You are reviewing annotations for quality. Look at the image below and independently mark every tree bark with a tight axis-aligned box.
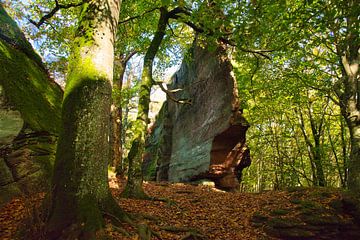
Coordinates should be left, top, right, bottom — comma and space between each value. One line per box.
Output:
121, 7, 169, 199
111, 60, 125, 173
335, 0, 360, 193
46, 0, 124, 239
111, 52, 136, 175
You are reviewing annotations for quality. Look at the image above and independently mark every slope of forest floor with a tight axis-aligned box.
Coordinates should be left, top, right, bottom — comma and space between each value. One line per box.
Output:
1, 176, 360, 240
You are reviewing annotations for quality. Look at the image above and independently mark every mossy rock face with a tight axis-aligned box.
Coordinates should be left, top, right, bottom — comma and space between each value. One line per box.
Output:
0, 6, 62, 206
0, 5, 62, 134
0, 85, 24, 145
143, 102, 172, 181
1, 132, 57, 200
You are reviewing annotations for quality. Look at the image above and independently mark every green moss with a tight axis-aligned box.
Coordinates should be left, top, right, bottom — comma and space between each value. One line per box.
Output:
0, 183, 22, 208
77, 195, 105, 233
0, 41, 62, 133
301, 214, 340, 226
270, 209, 290, 216
143, 155, 158, 181
65, 57, 107, 100
290, 198, 302, 204
0, 6, 62, 134
251, 212, 268, 223
298, 200, 319, 210
0, 5, 43, 66
309, 188, 333, 199
268, 217, 302, 228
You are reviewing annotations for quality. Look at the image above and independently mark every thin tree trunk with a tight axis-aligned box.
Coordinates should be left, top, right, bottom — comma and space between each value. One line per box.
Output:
46, 1, 125, 238
121, 7, 169, 199
297, 109, 318, 186
340, 117, 349, 186
111, 62, 125, 171
111, 51, 136, 175
328, 124, 345, 187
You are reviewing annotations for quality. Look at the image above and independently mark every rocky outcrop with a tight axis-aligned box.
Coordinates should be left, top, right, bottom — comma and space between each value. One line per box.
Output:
0, 5, 62, 207
144, 40, 251, 190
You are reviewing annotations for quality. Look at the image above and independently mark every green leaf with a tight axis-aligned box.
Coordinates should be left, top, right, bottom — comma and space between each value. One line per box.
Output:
161, 0, 170, 6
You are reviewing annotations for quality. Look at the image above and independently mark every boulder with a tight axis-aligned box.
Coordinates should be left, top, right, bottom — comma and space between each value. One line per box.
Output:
144, 40, 251, 190
0, 5, 62, 207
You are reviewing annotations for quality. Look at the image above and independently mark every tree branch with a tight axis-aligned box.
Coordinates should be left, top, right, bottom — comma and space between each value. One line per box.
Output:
154, 81, 192, 105
168, 7, 273, 59
29, 0, 84, 28
119, 7, 160, 24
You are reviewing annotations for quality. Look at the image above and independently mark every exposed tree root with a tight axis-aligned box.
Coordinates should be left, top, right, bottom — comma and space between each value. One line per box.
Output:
138, 224, 162, 240
103, 210, 162, 240
149, 196, 177, 206
181, 232, 207, 240
120, 186, 152, 200
112, 225, 131, 237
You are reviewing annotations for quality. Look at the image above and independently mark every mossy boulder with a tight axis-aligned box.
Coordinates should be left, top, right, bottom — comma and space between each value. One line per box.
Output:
0, 5, 62, 133
0, 5, 62, 207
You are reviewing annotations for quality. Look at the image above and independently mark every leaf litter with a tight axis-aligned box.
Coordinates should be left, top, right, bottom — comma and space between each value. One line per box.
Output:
1, 178, 359, 240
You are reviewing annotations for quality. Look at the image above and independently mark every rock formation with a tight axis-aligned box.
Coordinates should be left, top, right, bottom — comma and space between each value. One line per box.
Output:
144, 40, 251, 190
0, 5, 62, 207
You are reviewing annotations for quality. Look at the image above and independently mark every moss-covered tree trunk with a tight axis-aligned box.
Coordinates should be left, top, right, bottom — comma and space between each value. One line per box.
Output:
46, 0, 124, 239
335, 0, 360, 193
343, 44, 360, 192
121, 7, 169, 199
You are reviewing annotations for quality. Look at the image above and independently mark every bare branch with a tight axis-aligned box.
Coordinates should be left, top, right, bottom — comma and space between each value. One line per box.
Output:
119, 7, 160, 24
154, 81, 192, 105
29, 0, 84, 28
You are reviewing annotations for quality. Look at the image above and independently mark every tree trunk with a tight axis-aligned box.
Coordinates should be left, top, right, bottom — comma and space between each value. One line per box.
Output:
121, 7, 168, 199
297, 106, 326, 186
337, 0, 359, 192
46, 0, 124, 239
111, 61, 125, 173
111, 52, 136, 175
340, 117, 349, 186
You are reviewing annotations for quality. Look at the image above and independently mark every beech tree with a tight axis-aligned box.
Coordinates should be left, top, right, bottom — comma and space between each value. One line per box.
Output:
329, 0, 360, 192
46, 0, 126, 238
121, 5, 188, 199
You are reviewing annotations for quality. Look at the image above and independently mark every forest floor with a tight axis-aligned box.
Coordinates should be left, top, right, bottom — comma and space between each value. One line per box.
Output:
1, 176, 360, 240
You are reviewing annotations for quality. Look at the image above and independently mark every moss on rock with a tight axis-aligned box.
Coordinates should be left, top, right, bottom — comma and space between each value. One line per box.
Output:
0, 5, 62, 134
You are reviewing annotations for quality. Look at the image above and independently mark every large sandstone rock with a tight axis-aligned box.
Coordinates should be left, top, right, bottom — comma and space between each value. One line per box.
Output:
0, 5, 62, 207
145, 40, 251, 190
